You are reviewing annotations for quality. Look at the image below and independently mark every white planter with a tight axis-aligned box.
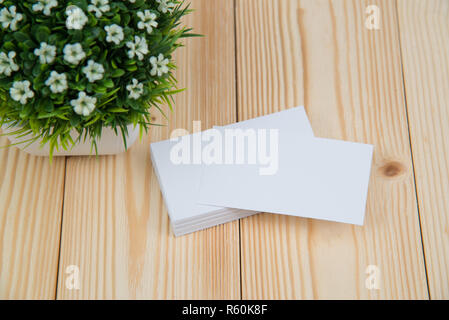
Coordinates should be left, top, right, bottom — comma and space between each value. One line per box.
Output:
2, 124, 140, 156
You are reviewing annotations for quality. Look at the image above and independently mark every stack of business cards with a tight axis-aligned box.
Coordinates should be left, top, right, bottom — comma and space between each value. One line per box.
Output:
150, 106, 374, 236
150, 107, 314, 236
150, 131, 255, 236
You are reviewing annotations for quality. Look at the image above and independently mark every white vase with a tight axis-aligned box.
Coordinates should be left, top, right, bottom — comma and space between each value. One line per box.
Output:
1, 124, 140, 156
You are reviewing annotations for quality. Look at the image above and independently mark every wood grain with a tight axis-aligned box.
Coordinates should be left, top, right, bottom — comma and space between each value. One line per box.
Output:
3, 0, 447, 300
397, 0, 449, 299
236, 0, 428, 299
0, 137, 65, 299
56, 0, 240, 299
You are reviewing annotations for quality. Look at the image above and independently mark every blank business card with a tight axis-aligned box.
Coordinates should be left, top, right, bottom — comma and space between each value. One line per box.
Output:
150, 106, 314, 233
198, 133, 374, 225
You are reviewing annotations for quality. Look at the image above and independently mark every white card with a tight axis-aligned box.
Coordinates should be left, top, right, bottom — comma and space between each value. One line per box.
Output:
198, 133, 374, 225
150, 106, 314, 225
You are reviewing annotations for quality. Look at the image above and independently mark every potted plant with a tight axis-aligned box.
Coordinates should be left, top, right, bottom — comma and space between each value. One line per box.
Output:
0, 0, 192, 157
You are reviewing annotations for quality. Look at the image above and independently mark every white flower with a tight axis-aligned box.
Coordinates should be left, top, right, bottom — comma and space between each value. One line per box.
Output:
137, 10, 158, 34
45, 71, 68, 93
82, 60, 104, 82
0, 51, 19, 76
126, 78, 144, 100
63, 43, 86, 65
71, 91, 97, 116
65, 5, 88, 30
128, 0, 136, 3
32, 0, 58, 16
156, 0, 175, 14
10, 80, 34, 105
0, 6, 23, 31
88, 0, 110, 18
126, 36, 148, 61
34, 42, 57, 65
149, 53, 169, 77
104, 24, 124, 45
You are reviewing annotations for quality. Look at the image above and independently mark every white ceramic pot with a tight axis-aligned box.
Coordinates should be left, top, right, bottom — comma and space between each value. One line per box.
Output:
1, 124, 140, 156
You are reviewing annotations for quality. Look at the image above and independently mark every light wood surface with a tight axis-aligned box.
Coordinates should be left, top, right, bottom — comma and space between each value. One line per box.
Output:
0, 137, 65, 299
236, 0, 428, 299
1, 0, 448, 300
56, 0, 240, 299
397, 0, 449, 299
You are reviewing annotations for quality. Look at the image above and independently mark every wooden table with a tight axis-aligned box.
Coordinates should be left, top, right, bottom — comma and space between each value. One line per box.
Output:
1, 0, 448, 299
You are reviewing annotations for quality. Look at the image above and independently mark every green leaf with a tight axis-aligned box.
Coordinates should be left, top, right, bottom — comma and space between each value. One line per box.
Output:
111, 69, 125, 78
70, 115, 81, 127
108, 108, 128, 113
37, 110, 61, 119
24, 60, 34, 70
93, 85, 107, 93
3, 41, 15, 51
115, 3, 128, 11
0, 78, 11, 89
44, 99, 54, 113
36, 26, 51, 43
124, 59, 137, 66
13, 32, 29, 42
72, 30, 83, 42
70, 82, 86, 91
103, 79, 114, 88
126, 65, 138, 72
112, 14, 121, 24
32, 64, 41, 77
84, 114, 102, 126
48, 33, 61, 44
89, 16, 98, 27
91, 46, 101, 57
24, 40, 36, 48
19, 103, 33, 118
41, 87, 51, 96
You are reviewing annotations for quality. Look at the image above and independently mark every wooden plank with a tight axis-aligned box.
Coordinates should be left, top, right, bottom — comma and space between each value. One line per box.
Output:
56, 0, 240, 299
397, 0, 449, 299
0, 138, 65, 299
236, 0, 428, 299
